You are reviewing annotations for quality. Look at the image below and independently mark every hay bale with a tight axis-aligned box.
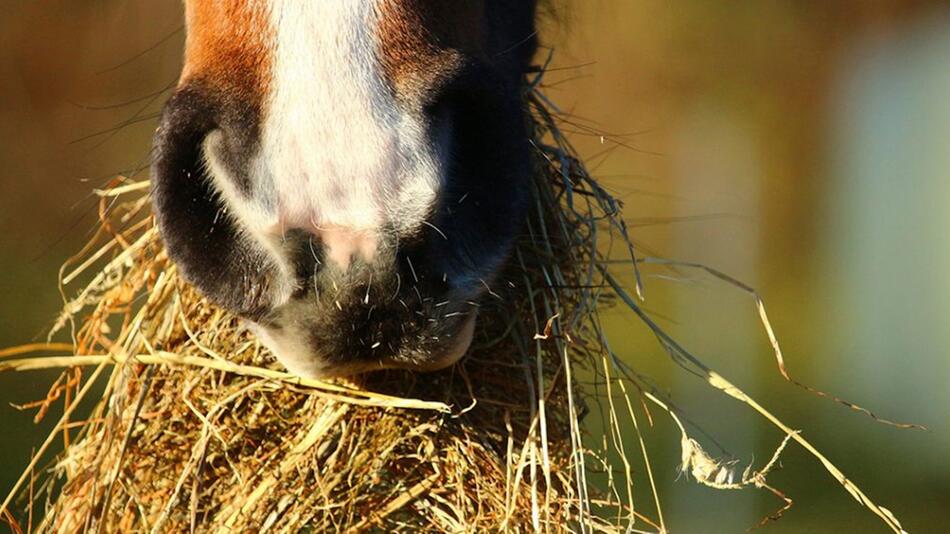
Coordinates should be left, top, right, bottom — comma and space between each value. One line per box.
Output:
2, 80, 654, 533
1, 72, 909, 534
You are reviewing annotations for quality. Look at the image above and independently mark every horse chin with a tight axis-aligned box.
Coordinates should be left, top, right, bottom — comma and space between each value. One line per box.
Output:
399, 312, 477, 373
247, 312, 477, 380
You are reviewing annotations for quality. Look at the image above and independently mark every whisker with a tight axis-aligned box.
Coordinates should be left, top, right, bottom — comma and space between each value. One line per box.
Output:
421, 221, 448, 240
405, 257, 419, 283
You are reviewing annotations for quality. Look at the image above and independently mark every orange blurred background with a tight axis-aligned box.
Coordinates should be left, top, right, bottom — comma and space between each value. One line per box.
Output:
2, 2, 948, 531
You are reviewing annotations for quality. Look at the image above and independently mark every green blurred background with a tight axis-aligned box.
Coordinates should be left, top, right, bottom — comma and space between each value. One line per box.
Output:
1, 1, 947, 531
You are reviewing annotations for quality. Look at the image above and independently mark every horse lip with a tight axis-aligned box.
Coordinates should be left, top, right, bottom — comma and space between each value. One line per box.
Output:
247, 310, 478, 379
407, 311, 477, 373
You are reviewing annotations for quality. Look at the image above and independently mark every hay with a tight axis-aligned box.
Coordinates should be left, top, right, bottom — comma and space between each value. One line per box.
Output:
0, 66, 911, 533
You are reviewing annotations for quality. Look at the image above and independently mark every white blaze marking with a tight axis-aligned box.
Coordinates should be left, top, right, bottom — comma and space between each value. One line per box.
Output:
203, 0, 442, 287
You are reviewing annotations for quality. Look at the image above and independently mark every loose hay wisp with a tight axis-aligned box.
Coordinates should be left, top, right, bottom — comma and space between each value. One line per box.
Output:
0, 67, 912, 533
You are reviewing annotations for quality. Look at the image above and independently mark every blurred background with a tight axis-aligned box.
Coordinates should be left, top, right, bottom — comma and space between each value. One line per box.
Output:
1, 1, 947, 531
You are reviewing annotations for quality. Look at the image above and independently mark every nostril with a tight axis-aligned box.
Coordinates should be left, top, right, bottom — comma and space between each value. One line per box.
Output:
151, 83, 280, 319
276, 229, 324, 297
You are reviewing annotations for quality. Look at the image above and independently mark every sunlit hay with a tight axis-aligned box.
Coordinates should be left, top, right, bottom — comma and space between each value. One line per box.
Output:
0, 63, 913, 534
0, 79, 641, 532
